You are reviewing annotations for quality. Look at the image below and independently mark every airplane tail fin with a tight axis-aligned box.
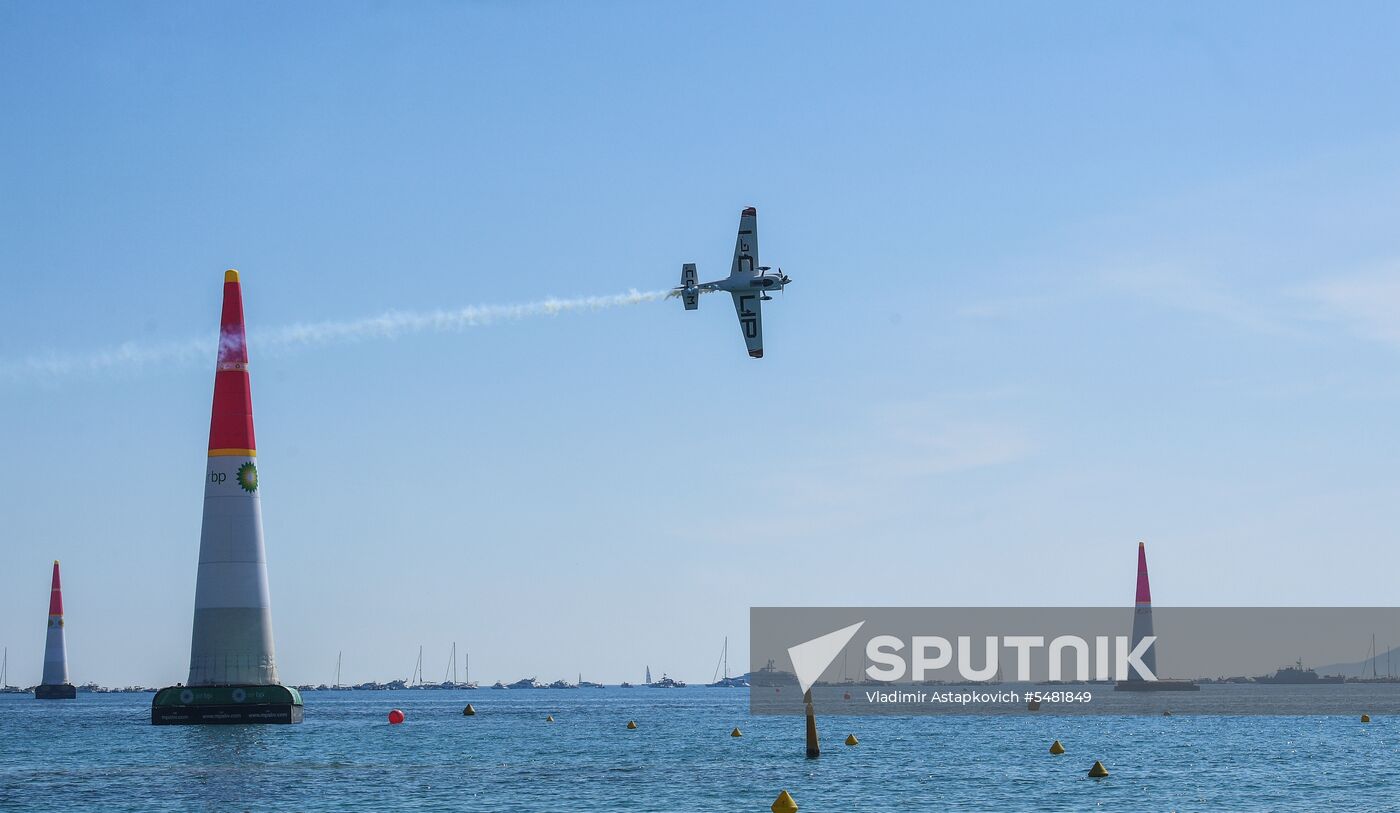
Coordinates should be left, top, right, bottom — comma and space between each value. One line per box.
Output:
679, 263, 699, 310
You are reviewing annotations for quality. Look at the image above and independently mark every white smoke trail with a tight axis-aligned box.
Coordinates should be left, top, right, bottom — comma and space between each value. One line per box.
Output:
2, 289, 675, 382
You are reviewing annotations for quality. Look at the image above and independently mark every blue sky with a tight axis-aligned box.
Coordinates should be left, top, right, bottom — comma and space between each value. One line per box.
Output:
3, 2, 1400, 687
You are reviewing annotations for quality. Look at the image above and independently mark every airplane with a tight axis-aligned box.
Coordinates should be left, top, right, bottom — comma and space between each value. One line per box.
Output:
673, 206, 790, 358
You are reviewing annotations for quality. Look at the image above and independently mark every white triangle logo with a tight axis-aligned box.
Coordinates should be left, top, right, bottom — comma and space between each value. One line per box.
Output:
787, 621, 865, 694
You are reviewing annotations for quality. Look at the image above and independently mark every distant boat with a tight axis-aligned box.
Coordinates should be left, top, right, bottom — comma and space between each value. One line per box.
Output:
649, 673, 686, 688
708, 637, 749, 687
619, 681, 635, 688
548, 679, 577, 689
1115, 676, 1200, 692
491, 681, 507, 689
445, 643, 458, 687
461, 652, 478, 689
507, 677, 544, 690
0, 648, 25, 693
1344, 634, 1400, 683
749, 658, 798, 687
330, 651, 351, 690
1254, 659, 1345, 684
578, 673, 605, 689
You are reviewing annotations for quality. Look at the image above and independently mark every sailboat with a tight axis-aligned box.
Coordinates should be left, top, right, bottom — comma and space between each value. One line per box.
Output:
707, 637, 748, 687
1352, 635, 1400, 683
1, 648, 10, 693
578, 672, 605, 689
407, 645, 425, 688
443, 642, 458, 688
0, 648, 25, 694
462, 651, 478, 689
331, 650, 350, 690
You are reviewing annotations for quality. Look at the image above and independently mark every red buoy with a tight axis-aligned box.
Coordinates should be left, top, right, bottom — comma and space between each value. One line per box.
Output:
388, 709, 405, 724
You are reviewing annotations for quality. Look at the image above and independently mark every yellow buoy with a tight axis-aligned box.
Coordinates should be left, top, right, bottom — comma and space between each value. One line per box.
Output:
845, 733, 859, 746
463, 704, 476, 716
771, 789, 799, 813
1088, 760, 1109, 778
626, 720, 638, 730
731, 727, 743, 737
545, 714, 554, 722
1049, 740, 1065, 755
1362, 714, 1371, 723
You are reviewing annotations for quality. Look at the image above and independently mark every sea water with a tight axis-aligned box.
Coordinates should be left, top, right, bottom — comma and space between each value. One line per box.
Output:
1, 689, 1396, 812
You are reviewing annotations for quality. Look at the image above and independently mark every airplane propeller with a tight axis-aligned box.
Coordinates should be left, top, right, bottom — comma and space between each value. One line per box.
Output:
756, 264, 791, 296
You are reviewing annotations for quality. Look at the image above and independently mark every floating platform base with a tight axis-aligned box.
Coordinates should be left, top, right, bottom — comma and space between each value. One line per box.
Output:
1114, 679, 1201, 692
34, 683, 77, 700
151, 684, 303, 725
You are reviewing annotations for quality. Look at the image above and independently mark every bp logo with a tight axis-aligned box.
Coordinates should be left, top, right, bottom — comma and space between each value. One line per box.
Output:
236, 462, 258, 493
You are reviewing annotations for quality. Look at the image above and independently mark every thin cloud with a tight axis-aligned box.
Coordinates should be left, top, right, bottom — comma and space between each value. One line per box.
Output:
1294, 264, 1400, 348
1100, 265, 1296, 337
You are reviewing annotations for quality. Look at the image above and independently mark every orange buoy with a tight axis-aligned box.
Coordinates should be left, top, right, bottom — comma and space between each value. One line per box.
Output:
387, 709, 405, 724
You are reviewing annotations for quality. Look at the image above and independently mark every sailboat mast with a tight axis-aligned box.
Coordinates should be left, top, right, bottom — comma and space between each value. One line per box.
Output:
335, 651, 342, 689
724, 636, 729, 680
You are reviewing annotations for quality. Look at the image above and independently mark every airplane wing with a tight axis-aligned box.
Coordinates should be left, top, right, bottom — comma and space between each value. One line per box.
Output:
729, 207, 759, 279
731, 291, 764, 358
